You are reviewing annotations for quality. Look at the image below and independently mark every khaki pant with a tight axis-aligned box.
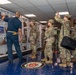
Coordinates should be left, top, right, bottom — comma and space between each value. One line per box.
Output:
44, 38, 54, 60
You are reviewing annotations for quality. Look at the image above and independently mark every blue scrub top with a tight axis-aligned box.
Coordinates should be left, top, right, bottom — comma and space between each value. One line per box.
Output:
4, 17, 22, 32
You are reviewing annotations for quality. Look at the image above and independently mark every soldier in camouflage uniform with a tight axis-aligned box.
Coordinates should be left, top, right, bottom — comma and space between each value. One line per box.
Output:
29, 20, 38, 59
41, 19, 55, 64
55, 12, 72, 67
71, 19, 76, 58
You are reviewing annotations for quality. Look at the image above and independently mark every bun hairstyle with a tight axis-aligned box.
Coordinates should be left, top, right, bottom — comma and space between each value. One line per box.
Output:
31, 19, 36, 25
48, 19, 54, 25
65, 14, 71, 20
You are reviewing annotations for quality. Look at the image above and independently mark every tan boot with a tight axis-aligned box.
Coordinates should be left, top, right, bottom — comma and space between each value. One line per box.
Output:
59, 63, 67, 67
31, 55, 36, 59
45, 60, 53, 64
31, 52, 37, 59
29, 52, 36, 59
41, 58, 47, 62
59, 58, 67, 67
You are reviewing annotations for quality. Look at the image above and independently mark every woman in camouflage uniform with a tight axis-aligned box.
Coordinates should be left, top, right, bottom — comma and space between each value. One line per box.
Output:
29, 20, 38, 59
41, 19, 55, 64
55, 12, 72, 67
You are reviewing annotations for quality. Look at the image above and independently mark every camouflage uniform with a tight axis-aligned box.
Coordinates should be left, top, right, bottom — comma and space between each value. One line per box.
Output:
29, 24, 38, 58
55, 15, 71, 65
42, 19, 55, 64
71, 25, 76, 57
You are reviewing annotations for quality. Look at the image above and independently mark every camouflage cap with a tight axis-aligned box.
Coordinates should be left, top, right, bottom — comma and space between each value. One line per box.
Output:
65, 14, 71, 18
48, 19, 54, 23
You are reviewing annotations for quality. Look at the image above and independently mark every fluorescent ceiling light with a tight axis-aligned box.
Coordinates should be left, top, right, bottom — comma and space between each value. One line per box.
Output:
59, 11, 69, 15
40, 21, 47, 23
0, 0, 11, 4
25, 14, 36, 17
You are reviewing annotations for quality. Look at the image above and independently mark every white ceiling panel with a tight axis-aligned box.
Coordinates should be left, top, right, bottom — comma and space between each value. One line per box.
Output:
9, 0, 34, 7
28, 0, 48, 6
46, 12, 55, 18
52, 4, 68, 12
47, 0, 65, 4
25, 6, 42, 14
66, 0, 76, 3
25, 7, 37, 12
37, 5, 55, 13
68, 3, 76, 12
25, 6, 49, 17
0, 5, 31, 14
35, 12, 49, 19
0, 4, 19, 9
11, 8, 30, 14
37, 14, 49, 20
25, 7, 49, 19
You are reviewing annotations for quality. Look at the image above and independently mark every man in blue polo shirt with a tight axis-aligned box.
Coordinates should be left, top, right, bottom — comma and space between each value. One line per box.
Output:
1, 12, 26, 63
